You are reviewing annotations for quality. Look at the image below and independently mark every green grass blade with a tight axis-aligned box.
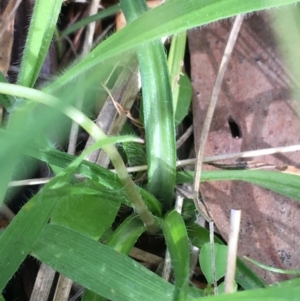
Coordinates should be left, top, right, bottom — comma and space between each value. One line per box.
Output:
175, 74, 192, 127
168, 31, 190, 125
32, 224, 176, 301
17, 0, 62, 87
160, 211, 190, 301
44, 0, 298, 95
0, 188, 60, 290
244, 256, 300, 275
120, 0, 176, 207
61, 4, 121, 37
176, 170, 300, 202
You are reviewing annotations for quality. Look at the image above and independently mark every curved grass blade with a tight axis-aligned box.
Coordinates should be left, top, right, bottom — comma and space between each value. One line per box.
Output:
160, 211, 190, 301
44, 0, 298, 95
244, 256, 300, 275
120, 0, 176, 207
176, 170, 300, 202
32, 224, 176, 301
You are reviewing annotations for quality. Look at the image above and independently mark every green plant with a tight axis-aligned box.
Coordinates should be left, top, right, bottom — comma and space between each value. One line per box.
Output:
0, 0, 300, 301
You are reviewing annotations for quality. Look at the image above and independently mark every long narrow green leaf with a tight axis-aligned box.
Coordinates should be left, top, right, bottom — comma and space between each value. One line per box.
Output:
176, 170, 300, 202
120, 0, 176, 207
61, 4, 121, 37
44, 0, 299, 95
32, 224, 176, 301
160, 211, 190, 301
18, 0, 62, 87
168, 30, 188, 122
0, 188, 60, 291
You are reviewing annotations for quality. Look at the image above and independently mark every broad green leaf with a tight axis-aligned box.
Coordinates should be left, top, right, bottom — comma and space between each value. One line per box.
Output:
18, 0, 62, 87
187, 223, 266, 289
176, 170, 300, 202
160, 211, 190, 301
200, 243, 227, 284
32, 224, 176, 301
120, 0, 176, 207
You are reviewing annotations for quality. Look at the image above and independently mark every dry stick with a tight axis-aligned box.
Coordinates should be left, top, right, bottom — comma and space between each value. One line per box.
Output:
176, 124, 193, 149
67, 0, 101, 155
209, 221, 218, 295
30, 264, 56, 301
192, 15, 245, 222
224, 210, 241, 293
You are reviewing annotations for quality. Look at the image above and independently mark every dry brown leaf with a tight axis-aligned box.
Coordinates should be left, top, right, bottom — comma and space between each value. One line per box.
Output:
189, 13, 300, 284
